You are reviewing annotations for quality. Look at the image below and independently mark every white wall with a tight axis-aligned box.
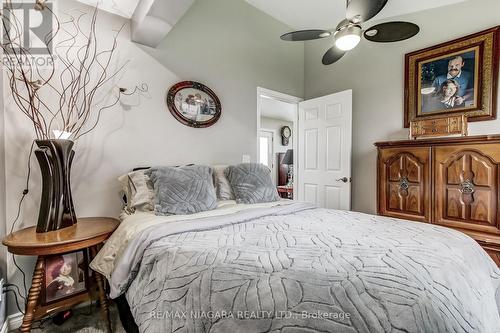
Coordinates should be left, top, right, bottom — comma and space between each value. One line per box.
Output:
260, 116, 293, 154
260, 116, 293, 184
2, 0, 304, 314
304, 0, 500, 214
0, 62, 6, 326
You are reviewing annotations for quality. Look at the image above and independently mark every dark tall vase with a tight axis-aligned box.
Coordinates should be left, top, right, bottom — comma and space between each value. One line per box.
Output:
34, 139, 77, 233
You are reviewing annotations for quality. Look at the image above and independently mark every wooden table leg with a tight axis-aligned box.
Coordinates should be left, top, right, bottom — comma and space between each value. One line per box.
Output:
20, 256, 44, 333
90, 246, 112, 333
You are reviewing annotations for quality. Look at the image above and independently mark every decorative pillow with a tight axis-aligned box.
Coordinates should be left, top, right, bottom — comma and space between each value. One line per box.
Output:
212, 165, 235, 200
145, 165, 217, 215
224, 163, 279, 204
118, 170, 154, 213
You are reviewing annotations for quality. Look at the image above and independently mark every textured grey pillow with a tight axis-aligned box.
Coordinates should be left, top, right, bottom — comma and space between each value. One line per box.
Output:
145, 165, 217, 215
224, 163, 279, 204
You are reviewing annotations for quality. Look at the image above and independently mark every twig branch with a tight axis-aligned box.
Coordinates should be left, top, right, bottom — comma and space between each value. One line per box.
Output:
0, 1, 148, 141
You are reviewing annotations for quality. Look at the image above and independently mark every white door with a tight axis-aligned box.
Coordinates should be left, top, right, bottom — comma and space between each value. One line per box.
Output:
297, 90, 352, 210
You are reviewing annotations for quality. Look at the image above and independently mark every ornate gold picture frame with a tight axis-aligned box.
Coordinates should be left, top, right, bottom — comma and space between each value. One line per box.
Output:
404, 26, 499, 127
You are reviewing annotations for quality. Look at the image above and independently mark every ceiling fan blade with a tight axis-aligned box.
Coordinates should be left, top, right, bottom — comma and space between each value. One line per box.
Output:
322, 46, 346, 65
364, 21, 420, 42
280, 29, 331, 41
346, 0, 388, 23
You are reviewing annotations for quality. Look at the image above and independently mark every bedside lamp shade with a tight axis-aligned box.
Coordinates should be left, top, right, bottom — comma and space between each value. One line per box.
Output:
282, 149, 293, 165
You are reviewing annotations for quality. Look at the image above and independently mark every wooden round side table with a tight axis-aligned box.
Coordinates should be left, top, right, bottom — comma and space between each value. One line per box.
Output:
2, 217, 119, 333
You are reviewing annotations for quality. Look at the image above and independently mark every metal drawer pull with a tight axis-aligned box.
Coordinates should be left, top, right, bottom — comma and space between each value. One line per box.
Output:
460, 179, 475, 194
399, 177, 409, 191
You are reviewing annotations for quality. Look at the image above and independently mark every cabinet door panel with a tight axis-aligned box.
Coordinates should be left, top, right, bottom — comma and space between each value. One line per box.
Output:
407, 185, 423, 214
435, 145, 500, 235
446, 188, 465, 219
470, 190, 493, 223
378, 148, 431, 222
388, 183, 402, 210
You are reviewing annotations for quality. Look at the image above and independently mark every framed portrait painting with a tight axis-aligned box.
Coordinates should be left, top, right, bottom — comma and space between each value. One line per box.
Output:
404, 26, 499, 127
42, 250, 89, 305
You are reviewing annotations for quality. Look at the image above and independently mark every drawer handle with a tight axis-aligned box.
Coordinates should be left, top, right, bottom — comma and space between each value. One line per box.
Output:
460, 179, 475, 194
399, 177, 409, 191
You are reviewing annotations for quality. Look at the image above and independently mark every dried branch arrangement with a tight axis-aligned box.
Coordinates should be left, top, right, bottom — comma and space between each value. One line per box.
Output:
0, 0, 147, 140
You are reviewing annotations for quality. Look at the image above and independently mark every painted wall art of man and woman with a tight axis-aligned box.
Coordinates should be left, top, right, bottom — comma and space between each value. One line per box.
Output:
420, 50, 477, 114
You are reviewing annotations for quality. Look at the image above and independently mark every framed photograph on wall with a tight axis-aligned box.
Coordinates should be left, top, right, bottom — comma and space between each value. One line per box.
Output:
166, 81, 222, 128
42, 250, 89, 305
404, 26, 499, 127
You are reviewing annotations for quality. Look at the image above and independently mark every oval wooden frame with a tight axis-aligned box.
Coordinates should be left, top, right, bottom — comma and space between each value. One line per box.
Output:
166, 81, 222, 128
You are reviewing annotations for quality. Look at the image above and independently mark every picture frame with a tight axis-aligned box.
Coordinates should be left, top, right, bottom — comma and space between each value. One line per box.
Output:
166, 81, 222, 128
42, 250, 89, 305
404, 26, 500, 127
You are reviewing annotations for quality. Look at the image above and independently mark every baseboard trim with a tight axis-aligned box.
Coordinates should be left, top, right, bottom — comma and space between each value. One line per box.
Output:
6, 311, 23, 331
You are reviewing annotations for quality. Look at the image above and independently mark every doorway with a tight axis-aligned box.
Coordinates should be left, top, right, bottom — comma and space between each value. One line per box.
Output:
257, 88, 352, 209
257, 87, 301, 199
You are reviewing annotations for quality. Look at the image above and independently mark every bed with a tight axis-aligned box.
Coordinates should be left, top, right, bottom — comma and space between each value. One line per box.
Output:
90, 199, 500, 333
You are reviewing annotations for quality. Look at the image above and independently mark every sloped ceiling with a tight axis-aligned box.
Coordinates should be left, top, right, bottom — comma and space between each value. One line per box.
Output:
78, 0, 141, 18
78, 0, 195, 47
246, 0, 469, 30
77, 0, 195, 23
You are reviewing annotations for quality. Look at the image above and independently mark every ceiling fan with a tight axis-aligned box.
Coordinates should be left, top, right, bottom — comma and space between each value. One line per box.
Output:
280, 0, 420, 65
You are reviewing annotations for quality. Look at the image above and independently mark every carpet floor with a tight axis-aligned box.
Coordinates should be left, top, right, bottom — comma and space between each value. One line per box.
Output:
10, 302, 126, 333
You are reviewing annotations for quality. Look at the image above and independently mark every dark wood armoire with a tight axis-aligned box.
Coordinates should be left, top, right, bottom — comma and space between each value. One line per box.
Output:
375, 135, 500, 265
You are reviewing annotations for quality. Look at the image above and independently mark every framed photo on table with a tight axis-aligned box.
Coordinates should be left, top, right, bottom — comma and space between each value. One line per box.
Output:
404, 26, 499, 127
42, 250, 89, 305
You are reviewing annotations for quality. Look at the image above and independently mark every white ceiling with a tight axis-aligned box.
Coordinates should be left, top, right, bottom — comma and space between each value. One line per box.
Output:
78, 0, 196, 47
260, 97, 296, 122
78, 0, 141, 18
246, 0, 469, 30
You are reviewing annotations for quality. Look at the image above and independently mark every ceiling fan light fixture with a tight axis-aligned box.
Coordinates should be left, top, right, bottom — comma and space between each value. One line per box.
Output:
334, 25, 362, 51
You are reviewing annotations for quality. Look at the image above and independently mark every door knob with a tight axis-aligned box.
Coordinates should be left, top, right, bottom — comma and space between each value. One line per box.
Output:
336, 177, 349, 183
